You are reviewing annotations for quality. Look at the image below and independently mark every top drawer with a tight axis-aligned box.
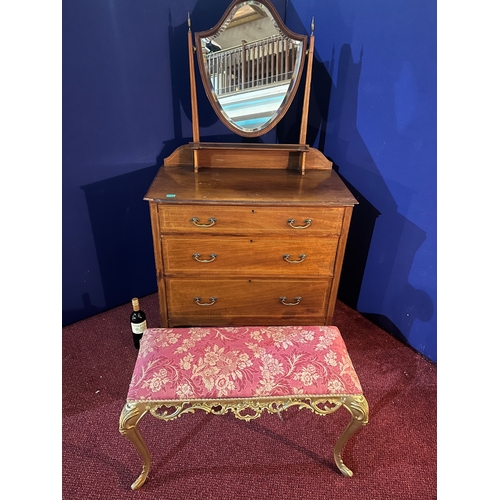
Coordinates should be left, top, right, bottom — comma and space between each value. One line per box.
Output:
158, 205, 344, 235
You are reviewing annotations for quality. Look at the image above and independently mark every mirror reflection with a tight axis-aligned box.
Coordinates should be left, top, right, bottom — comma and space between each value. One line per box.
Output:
196, 0, 305, 135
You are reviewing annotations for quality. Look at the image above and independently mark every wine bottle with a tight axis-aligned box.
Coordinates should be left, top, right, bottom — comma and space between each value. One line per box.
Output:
130, 297, 147, 349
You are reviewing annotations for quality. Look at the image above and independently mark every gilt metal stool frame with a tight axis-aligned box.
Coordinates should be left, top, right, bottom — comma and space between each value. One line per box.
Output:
120, 393, 369, 490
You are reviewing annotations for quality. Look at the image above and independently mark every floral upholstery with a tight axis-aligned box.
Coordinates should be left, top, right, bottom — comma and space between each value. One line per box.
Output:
127, 326, 363, 402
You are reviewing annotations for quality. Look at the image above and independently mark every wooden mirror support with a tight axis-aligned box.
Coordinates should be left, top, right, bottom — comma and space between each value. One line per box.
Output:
187, 0, 315, 174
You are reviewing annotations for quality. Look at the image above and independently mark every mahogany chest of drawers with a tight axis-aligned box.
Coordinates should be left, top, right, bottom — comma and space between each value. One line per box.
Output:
144, 144, 357, 328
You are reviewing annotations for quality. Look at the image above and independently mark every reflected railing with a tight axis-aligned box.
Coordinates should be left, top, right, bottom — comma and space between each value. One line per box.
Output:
206, 33, 300, 96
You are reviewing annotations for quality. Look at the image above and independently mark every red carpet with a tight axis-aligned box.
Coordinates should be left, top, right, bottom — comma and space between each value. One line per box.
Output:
62, 294, 436, 499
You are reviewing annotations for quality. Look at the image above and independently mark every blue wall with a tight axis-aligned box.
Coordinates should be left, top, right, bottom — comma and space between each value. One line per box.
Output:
63, 0, 436, 362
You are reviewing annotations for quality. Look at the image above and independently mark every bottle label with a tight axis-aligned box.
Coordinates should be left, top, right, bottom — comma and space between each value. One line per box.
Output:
131, 320, 147, 334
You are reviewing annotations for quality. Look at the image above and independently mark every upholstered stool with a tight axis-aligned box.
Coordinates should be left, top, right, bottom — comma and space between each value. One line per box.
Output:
119, 325, 369, 490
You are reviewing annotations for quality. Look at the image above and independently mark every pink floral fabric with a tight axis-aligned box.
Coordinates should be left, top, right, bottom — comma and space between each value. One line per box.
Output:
127, 326, 363, 402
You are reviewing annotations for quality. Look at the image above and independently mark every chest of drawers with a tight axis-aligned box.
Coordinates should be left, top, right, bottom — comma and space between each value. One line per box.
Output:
144, 145, 357, 328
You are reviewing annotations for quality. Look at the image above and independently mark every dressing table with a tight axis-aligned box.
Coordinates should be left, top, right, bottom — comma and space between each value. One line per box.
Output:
144, 0, 357, 328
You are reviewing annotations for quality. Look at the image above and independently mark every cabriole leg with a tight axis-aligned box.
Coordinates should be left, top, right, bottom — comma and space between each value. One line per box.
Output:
119, 402, 150, 490
333, 395, 369, 477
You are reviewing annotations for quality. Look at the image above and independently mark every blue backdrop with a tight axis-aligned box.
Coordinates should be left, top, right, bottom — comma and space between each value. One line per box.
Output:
63, 0, 437, 362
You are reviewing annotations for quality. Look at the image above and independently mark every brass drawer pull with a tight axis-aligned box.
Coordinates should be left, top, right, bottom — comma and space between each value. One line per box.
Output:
191, 217, 217, 228
287, 218, 312, 229
283, 254, 307, 264
194, 297, 218, 306
279, 296, 302, 306
192, 253, 218, 263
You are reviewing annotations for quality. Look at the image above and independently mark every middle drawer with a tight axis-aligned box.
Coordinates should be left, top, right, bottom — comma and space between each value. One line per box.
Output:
161, 236, 338, 276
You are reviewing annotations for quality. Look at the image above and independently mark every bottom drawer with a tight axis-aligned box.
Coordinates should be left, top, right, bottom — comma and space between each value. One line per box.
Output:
166, 278, 331, 326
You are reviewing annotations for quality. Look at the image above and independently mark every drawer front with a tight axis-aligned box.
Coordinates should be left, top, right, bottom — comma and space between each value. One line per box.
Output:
162, 236, 337, 275
158, 205, 344, 235
166, 278, 330, 326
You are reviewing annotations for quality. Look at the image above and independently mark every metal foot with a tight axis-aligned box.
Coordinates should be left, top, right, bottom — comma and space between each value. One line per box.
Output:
119, 402, 150, 490
333, 395, 369, 477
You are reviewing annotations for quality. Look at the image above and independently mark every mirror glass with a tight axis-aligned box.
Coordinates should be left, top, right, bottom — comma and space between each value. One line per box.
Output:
195, 0, 307, 137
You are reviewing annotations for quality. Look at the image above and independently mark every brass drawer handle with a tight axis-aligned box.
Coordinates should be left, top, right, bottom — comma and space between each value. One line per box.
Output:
279, 296, 302, 306
192, 253, 218, 263
194, 296, 218, 306
287, 218, 312, 229
191, 217, 217, 228
283, 254, 307, 264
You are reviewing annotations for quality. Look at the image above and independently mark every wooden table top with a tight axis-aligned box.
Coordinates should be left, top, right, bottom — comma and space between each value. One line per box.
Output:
145, 166, 358, 206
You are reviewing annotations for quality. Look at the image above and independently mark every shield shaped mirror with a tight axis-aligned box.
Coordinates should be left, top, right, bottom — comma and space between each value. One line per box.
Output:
194, 0, 307, 137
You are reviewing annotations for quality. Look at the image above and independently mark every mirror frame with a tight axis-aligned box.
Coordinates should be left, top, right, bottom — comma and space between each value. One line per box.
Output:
194, 0, 308, 137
